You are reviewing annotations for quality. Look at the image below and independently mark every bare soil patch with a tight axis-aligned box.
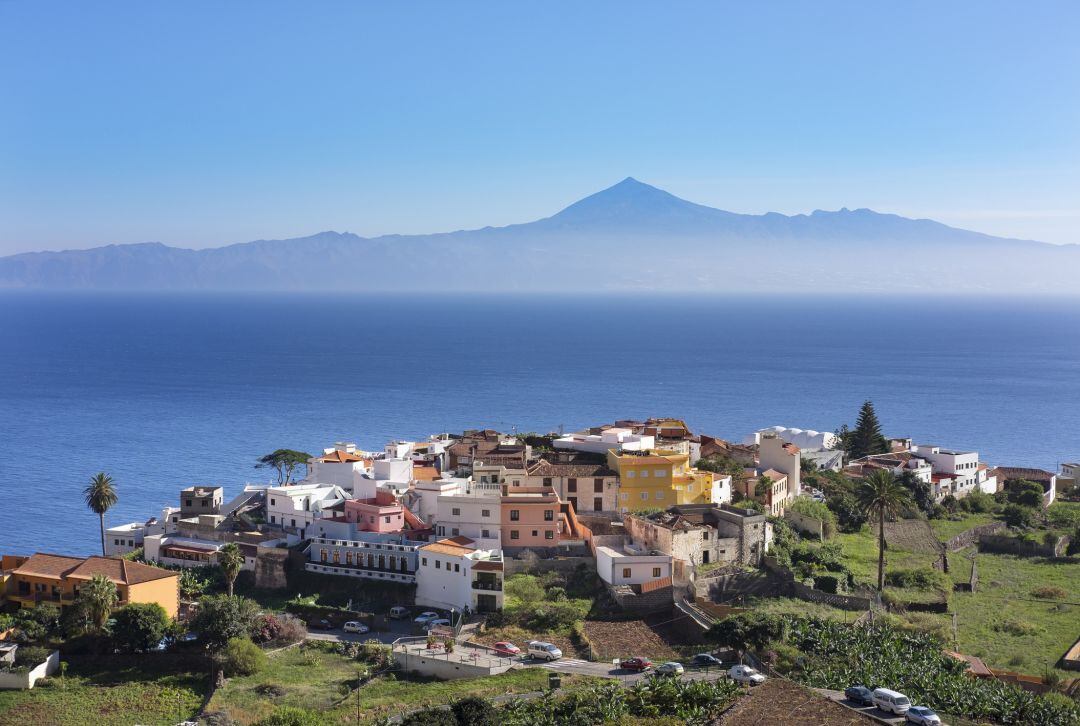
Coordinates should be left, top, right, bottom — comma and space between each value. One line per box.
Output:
581, 618, 682, 661
884, 519, 941, 554
714, 678, 875, 725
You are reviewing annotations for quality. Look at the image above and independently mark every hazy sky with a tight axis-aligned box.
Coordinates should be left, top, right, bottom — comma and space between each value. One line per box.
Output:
2, 2, 1078, 255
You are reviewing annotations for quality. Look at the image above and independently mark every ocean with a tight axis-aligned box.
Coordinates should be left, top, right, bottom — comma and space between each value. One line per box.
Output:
1, 291, 1078, 555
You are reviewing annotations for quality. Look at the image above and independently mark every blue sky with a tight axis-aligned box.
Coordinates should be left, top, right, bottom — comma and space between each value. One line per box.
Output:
1, 2, 1078, 254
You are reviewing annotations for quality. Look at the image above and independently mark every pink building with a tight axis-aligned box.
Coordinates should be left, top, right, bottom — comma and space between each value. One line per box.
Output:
500, 487, 562, 549
344, 490, 407, 533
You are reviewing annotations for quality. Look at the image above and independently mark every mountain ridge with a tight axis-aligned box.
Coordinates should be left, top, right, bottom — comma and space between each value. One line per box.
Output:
1, 178, 1074, 293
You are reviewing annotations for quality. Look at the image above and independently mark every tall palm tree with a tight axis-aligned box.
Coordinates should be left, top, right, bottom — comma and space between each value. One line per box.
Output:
218, 542, 245, 597
84, 473, 118, 556
78, 574, 119, 631
854, 469, 916, 592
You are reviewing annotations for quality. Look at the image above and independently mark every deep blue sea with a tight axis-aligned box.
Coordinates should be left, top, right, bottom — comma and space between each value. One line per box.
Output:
2, 292, 1079, 556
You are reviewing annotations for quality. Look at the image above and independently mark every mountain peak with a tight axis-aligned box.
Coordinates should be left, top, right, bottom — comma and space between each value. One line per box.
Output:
539, 177, 733, 230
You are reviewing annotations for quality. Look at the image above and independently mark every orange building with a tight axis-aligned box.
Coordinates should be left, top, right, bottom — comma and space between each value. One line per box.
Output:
2, 553, 180, 619
500, 487, 561, 549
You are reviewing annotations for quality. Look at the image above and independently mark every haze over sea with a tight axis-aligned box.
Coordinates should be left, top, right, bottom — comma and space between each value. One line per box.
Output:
1, 291, 1078, 555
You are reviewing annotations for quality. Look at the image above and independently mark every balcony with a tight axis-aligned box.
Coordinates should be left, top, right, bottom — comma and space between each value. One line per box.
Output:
471, 578, 502, 591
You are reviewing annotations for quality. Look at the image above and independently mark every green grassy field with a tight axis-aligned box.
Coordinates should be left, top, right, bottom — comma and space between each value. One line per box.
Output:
833, 530, 939, 586
206, 643, 598, 724
928, 513, 996, 541
0, 656, 206, 726
745, 596, 865, 623
951, 553, 1078, 678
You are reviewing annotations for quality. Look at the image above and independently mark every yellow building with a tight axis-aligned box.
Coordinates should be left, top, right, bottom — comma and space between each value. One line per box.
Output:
1, 553, 180, 619
607, 449, 716, 511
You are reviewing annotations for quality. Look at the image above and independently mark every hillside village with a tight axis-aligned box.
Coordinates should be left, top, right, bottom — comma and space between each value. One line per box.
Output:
2, 409, 1079, 725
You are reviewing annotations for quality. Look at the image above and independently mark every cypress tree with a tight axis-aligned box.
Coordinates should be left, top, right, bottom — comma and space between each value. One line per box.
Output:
849, 400, 888, 459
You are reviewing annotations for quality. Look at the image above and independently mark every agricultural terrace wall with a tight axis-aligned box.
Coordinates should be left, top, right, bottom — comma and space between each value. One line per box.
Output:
944, 521, 1005, 551
784, 510, 824, 541
979, 534, 1070, 558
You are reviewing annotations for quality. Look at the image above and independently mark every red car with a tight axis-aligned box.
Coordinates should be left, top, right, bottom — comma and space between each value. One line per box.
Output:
621, 657, 653, 672
492, 641, 521, 657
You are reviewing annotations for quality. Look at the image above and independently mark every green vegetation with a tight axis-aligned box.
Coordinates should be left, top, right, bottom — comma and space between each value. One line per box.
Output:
835, 400, 889, 460
780, 616, 1079, 725
191, 594, 261, 650
110, 602, 172, 653
787, 497, 836, 538
84, 472, 118, 557
854, 470, 916, 591
256, 448, 313, 486
486, 569, 599, 637
219, 542, 246, 597
950, 553, 1077, 678
0, 656, 206, 726
222, 637, 268, 676
207, 643, 597, 724
927, 512, 995, 541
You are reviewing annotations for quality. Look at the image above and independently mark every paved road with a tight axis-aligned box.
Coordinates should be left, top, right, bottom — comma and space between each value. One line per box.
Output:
520, 657, 731, 684
816, 689, 910, 725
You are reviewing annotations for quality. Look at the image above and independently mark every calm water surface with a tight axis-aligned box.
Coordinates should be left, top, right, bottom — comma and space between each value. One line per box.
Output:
1, 292, 1078, 554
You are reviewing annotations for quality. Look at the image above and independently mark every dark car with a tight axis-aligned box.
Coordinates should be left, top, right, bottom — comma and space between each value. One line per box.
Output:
311, 618, 334, 630
692, 653, 723, 668
845, 685, 874, 706
621, 657, 653, 672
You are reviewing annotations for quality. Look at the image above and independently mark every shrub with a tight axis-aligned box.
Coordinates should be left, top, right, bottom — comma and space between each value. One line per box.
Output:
13, 603, 62, 642
1001, 504, 1039, 529
1005, 479, 1046, 508
1046, 502, 1080, 530
827, 493, 867, 533
400, 707, 457, 726
885, 568, 946, 590
191, 594, 260, 650
221, 637, 267, 676
813, 573, 846, 594
504, 575, 545, 604
110, 602, 171, 653
252, 707, 327, 726
994, 619, 1042, 636
960, 490, 996, 513
789, 497, 837, 539
451, 696, 500, 726
251, 613, 306, 644
8, 645, 51, 672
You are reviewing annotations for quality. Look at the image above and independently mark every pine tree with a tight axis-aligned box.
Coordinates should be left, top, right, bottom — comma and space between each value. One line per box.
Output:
849, 400, 888, 459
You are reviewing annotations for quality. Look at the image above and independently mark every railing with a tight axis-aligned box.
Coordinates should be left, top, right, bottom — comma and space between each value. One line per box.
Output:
471, 579, 502, 591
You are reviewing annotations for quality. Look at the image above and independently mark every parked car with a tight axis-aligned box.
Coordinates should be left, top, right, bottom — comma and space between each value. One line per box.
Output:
728, 665, 766, 685
343, 621, 369, 634
526, 641, 562, 661
872, 688, 911, 715
310, 618, 334, 630
692, 653, 722, 668
655, 661, 684, 676
388, 606, 410, 620
905, 706, 942, 724
621, 657, 653, 672
413, 611, 440, 624
425, 618, 451, 631
492, 641, 521, 657
844, 685, 874, 706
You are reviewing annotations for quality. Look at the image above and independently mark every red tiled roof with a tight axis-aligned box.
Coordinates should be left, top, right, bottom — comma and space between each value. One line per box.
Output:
67, 556, 178, 585
11, 553, 84, 580
316, 450, 364, 463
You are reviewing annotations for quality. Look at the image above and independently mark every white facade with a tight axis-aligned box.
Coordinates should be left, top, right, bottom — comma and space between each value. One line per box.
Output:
374, 458, 413, 482
266, 483, 349, 538
914, 445, 987, 499
595, 542, 672, 586
554, 428, 655, 455
408, 477, 469, 525
306, 532, 421, 585
105, 506, 177, 556
435, 485, 501, 548
711, 474, 733, 505
745, 426, 837, 451
758, 432, 801, 498
415, 538, 505, 613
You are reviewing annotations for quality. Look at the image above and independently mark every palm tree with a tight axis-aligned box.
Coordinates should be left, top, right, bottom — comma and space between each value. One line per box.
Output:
854, 469, 915, 592
218, 542, 245, 597
84, 472, 118, 556
78, 573, 119, 631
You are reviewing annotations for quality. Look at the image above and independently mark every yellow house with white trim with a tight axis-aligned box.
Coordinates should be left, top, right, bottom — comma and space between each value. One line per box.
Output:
607, 449, 716, 512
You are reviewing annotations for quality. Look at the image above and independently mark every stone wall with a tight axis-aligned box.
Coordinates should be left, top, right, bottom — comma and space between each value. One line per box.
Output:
979, 533, 1070, 558
503, 554, 594, 576
784, 510, 825, 541
944, 521, 1005, 551
254, 547, 290, 589
607, 583, 674, 614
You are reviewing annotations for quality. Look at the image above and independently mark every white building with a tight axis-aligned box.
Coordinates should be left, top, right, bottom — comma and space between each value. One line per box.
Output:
594, 539, 673, 587
143, 534, 259, 571
711, 474, 733, 505
415, 536, 504, 613
407, 477, 469, 526
104, 506, 179, 556
913, 445, 991, 498
305, 529, 422, 585
555, 428, 655, 456
758, 432, 802, 499
435, 482, 501, 548
266, 483, 349, 539
306, 444, 374, 497
745, 426, 838, 451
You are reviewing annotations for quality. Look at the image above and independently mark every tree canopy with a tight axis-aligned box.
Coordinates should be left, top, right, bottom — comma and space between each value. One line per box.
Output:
77, 573, 119, 631
191, 594, 260, 650
256, 449, 313, 485
854, 470, 915, 591
839, 400, 889, 460
84, 472, 118, 556
111, 602, 171, 652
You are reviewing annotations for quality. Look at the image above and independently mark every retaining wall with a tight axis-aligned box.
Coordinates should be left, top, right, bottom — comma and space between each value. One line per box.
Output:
944, 521, 1005, 551
0, 650, 59, 690
979, 533, 1070, 558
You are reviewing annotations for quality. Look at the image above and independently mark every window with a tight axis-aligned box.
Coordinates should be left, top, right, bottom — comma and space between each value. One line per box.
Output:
270, 515, 276, 523
510, 530, 520, 540
333, 551, 340, 564
481, 529, 490, 538
640, 492, 648, 500
510, 510, 520, 521
451, 528, 459, 536
185, 499, 192, 507
621, 493, 628, 501
454, 563, 460, 572
481, 509, 490, 517
702, 531, 709, 541
452, 508, 461, 516
656, 491, 664, 500
346, 552, 353, 565
384, 516, 391, 523
545, 530, 554, 540
640, 470, 649, 478
594, 478, 604, 492
532, 530, 538, 537
320, 549, 327, 562
270, 498, 275, 506
543, 477, 552, 486
567, 478, 577, 492
435, 560, 441, 569
422, 557, 427, 566
291, 518, 296, 527
544, 509, 554, 521
655, 469, 665, 478
622, 568, 631, 578
652, 567, 661, 578
626, 470, 635, 478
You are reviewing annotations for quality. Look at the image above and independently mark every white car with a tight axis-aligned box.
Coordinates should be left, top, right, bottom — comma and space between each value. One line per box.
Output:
728, 664, 766, 685
905, 706, 942, 724
873, 688, 911, 715
527, 641, 562, 661
425, 618, 452, 631
655, 661, 684, 676
343, 621, 369, 634
413, 611, 440, 624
